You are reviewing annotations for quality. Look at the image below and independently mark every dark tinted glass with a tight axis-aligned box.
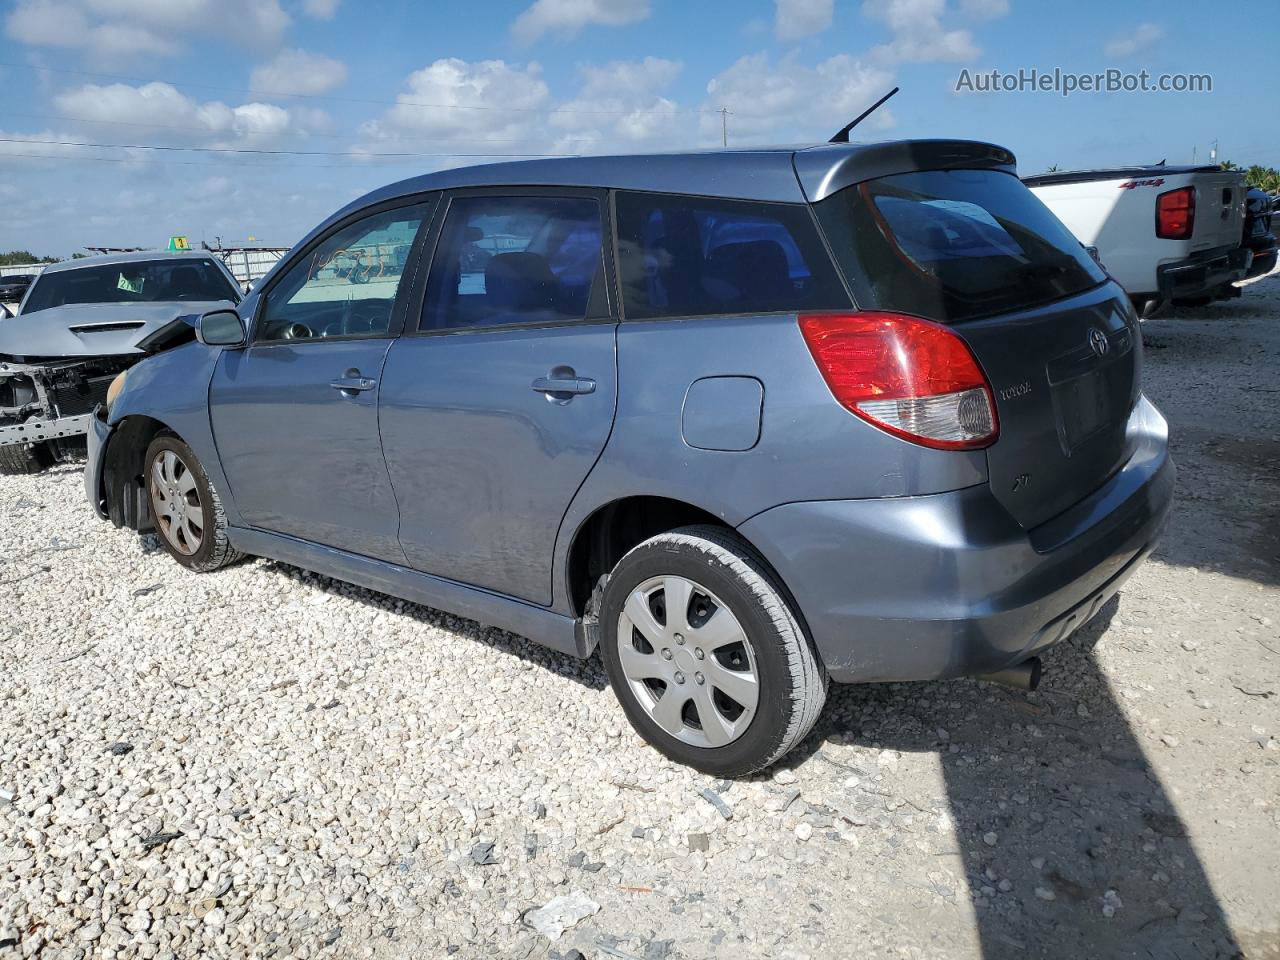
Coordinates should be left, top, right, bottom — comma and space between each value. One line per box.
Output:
614, 192, 849, 320
22, 259, 239, 314
259, 203, 429, 342
421, 196, 603, 332
815, 169, 1106, 324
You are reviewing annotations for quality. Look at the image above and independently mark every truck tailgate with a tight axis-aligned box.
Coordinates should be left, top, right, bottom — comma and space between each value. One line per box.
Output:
1186, 171, 1245, 253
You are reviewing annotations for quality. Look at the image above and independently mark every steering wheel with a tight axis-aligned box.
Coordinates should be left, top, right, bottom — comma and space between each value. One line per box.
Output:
343, 301, 386, 335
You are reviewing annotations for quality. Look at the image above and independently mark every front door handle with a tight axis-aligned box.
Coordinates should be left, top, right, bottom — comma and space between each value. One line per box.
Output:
532, 376, 596, 396
330, 371, 377, 394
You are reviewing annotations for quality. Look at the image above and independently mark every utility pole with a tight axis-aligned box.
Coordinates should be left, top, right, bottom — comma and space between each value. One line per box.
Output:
718, 107, 729, 147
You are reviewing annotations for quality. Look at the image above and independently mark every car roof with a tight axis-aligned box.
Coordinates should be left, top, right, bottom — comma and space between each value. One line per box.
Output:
1021, 163, 1223, 187
342, 139, 1017, 214
254, 139, 1015, 296
39, 249, 222, 275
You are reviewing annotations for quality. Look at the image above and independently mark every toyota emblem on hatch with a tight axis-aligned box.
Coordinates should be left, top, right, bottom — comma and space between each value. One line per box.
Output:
1087, 327, 1110, 357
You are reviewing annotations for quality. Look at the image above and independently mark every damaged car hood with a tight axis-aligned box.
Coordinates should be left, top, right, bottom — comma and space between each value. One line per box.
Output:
0, 301, 233, 359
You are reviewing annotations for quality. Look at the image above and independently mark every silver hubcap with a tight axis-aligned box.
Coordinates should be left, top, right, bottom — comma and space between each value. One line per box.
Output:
617, 575, 759, 748
149, 449, 203, 556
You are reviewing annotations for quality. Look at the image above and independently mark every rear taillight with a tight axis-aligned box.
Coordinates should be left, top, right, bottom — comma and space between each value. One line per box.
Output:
798, 312, 998, 450
1156, 186, 1195, 240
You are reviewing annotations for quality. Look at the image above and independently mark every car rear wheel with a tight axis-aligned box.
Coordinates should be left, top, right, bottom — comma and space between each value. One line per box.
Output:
0, 440, 54, 475
144, 434, 241, 572
600, 525, 827, 777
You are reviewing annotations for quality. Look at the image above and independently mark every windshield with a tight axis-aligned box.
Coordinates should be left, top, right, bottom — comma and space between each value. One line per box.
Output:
814, 169, 1106, 324
22, 258, 240, 314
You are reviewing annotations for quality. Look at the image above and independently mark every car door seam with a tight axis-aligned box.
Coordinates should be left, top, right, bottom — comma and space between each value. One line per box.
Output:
373, 338, 412, 568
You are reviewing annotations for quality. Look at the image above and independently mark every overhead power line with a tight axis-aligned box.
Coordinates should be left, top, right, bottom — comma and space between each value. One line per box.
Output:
0, 136, 576, 159
0, 109, 599, 147
0, 149, 462, 171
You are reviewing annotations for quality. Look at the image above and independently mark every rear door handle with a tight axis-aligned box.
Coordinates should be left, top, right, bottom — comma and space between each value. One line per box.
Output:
330, 375, 377, 393
531, 376, 596, 396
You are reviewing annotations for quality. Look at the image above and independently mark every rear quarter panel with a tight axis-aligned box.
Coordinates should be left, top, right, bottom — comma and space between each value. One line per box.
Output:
552, 313, 989, 611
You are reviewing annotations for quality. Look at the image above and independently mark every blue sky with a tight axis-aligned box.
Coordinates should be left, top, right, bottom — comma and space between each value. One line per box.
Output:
0, 0, 1272, 256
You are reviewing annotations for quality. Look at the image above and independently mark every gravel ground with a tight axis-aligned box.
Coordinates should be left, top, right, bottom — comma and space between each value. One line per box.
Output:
2, 272, 1279, 960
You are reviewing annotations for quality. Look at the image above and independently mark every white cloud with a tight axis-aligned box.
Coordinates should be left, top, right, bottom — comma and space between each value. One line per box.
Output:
250, 48, 348, 97
53, 82, 328, 147
301, 0, 340, 18
775, 0, 834, 41
703, 52, 895, 145
863, 0, 979, 63
359, 59, 551, 150
511, 0, 650, 43
5, 0, 290, 58
550, 57, 683, 151
5, 0, 177, 56
1104, 22, 1164, 59
958, 0, 1008, 19
357, 56, 692, 159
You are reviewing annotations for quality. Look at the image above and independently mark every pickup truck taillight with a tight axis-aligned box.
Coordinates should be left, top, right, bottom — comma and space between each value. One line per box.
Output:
1156, 186, 1195, 240
799, 312, 998, 450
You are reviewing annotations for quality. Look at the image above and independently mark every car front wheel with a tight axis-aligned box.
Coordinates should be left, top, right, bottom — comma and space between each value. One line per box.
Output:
600, 525, 826, 777
144, 434, 241, 572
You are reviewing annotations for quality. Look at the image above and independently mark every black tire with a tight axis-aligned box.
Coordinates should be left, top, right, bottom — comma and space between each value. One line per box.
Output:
600, 524, 827, 777
0, 441, 54, 475
143, 434, 241, 572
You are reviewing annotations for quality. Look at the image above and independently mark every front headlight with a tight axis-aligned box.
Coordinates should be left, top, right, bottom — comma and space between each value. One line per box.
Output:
105, 369, 128, 413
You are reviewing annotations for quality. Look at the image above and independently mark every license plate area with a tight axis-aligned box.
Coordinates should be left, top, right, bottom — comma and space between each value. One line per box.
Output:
1052, 369, 1111, 453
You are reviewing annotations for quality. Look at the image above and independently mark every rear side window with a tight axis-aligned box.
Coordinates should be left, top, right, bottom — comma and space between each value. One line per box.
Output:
421, 195, 604, 332
814, 169, 1106, 324
614, 192, 849, 320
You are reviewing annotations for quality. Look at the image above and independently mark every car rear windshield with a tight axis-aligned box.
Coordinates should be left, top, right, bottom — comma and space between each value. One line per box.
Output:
814, 169, 1106, 324
614, 191, 850, 320
22, 258, 239, 314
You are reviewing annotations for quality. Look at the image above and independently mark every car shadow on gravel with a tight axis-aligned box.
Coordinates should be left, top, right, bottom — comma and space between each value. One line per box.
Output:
786, 601, 1244, 959
253, 559, 610, 690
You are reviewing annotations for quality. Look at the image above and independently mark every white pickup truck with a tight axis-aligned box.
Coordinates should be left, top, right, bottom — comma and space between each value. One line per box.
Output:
1025, 164, 1250, 315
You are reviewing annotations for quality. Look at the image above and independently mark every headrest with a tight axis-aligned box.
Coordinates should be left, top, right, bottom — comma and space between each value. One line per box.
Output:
704, 240, 790, 302
485, 252, 556, 311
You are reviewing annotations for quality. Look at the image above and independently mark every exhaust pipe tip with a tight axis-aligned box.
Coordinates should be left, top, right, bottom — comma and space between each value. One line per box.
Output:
977, 656, 1042, 691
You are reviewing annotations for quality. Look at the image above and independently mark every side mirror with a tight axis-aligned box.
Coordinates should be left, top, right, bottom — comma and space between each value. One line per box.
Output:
196, 309, 246, 347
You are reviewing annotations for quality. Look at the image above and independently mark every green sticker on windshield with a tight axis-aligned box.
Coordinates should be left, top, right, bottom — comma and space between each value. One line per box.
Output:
117, 273, 143, 294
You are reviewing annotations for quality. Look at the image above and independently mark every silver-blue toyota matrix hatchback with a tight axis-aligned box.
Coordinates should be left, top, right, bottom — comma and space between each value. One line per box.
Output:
86, 141, 1174, 776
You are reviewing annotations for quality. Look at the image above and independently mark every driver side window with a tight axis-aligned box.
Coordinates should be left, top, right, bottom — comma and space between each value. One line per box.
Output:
258, 202, 430, 342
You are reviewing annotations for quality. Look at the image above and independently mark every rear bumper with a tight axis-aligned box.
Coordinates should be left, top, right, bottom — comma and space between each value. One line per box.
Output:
739, 396, 1174, 683
1155, 245, 1250, 299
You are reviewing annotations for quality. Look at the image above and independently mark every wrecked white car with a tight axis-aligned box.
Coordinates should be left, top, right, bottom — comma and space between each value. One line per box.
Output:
0, 251, 241, 474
